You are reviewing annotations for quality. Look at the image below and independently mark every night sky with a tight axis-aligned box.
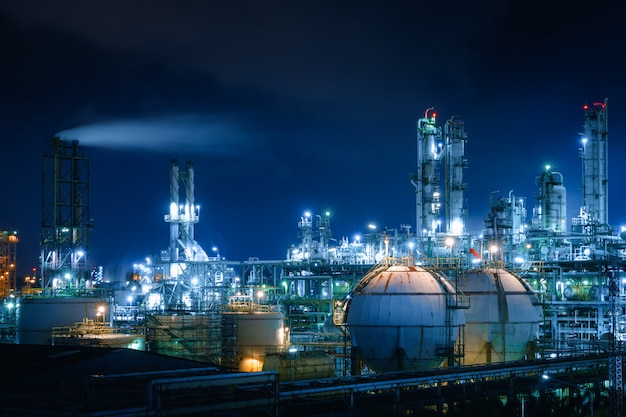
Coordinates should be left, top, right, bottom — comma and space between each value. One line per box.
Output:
1, 1, 625, 279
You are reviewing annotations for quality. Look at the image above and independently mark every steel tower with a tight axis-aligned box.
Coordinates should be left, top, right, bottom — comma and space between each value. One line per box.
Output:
165, 160, 209, 266
580, 98, 609, 231
444, 116, 468, 236
41, 137, 92, 288
164, 160, 208, 264
411, 108, 444, 240
153, 160, 220, 310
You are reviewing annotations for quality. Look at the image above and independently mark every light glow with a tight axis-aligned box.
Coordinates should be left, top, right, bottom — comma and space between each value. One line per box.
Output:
450, 219, 463, 235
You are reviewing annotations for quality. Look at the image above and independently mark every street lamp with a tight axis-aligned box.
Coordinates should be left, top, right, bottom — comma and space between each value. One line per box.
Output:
96, 305, 106, 323
542, 374, 594, 417
254, 289, 264, 312
489, 244, 499, 264
445, 236, 455, 269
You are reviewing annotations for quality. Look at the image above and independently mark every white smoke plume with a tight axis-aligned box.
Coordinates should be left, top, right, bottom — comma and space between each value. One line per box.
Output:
55, 114, 257, 154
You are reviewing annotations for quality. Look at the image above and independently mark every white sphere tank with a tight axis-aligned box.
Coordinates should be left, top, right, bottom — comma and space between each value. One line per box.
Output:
346, 265, 464, 372
456, 268, 543, 364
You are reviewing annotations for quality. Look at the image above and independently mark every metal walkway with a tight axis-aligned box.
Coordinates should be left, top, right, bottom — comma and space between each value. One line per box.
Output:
2, 352, 614, 416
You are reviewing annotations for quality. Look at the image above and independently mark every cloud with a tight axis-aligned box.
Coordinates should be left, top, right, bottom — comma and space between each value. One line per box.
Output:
55, 114, 259, 154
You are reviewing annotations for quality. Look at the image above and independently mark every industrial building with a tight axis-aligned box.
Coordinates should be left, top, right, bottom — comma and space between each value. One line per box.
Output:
0, 99, 624, 416
0, 229, 18, 298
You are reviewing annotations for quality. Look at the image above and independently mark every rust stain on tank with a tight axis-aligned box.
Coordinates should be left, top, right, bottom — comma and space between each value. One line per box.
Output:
383, 273, 391, 292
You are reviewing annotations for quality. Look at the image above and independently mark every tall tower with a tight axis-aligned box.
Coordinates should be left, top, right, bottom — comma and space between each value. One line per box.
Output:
411, 108, 444, 239
156, 160, 220, 310
580, 99, 609, 231
164, 159, 208, 267
535, 166, 567, 232
444, 116, 468, 236
41, 136, 92, 287
41, 137, 92, 288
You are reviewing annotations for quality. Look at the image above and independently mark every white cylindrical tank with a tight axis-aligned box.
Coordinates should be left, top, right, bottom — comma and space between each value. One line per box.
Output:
346, 265, 464, 372
232, 312, 286, 372
456, 268, 543, 364
16, 294, 111, 345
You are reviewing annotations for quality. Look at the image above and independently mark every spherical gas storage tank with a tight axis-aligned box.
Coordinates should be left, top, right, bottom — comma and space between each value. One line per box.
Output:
456, 268, 543, 365
346, 265, 464, 372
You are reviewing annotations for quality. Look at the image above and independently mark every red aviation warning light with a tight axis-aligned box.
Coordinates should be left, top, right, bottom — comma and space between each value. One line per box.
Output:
424, 108, 437, 123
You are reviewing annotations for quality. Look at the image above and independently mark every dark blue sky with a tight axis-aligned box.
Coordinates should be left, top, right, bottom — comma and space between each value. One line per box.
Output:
1, 1, 625, 278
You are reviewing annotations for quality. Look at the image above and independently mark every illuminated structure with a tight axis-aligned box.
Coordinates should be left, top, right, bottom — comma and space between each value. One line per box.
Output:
41, 137, 92, 288
411, 109, 468, 240
14, 138, 109, 347
444, 116, 468, 236
131, 160, 288, 371
165, 160, 208, 265
574, 98, 609, 234
484, 190, 528, 265
292, 211, 332, 262
129, 100, 623, 390
9, 100, 625, 415
533, 166, 567, 233
0, 230, 18, 297
411, 108, 443, 239
144, 159, 228, 310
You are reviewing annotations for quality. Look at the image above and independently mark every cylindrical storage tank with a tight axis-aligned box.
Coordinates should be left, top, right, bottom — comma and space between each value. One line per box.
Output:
539, 170, 567, 232
16, 294, 111, 345
346, 265, 464, 373
225, 312, 286, 372
456, 268, 543, 365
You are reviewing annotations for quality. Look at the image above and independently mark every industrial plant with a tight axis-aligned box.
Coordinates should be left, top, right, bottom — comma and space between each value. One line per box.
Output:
1, 99, 624, 416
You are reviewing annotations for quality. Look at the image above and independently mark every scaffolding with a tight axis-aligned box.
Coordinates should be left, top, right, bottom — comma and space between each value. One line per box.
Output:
145, 313, 222, 364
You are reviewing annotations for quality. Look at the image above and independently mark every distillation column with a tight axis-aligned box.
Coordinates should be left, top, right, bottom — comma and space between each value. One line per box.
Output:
580, 99, 609, 230
536, 167, 567, 232
411, 108, 444, 239
444, 116, 468, 236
